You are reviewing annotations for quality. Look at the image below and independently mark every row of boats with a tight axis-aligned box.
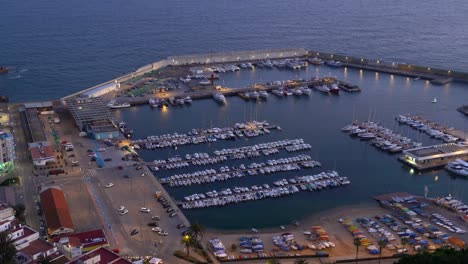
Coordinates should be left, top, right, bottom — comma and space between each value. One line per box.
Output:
239, 90, 270, 100
271, 87, 312, 97
133, 121, 276, 149
151, 139, 311, 170
435, 195, 468, 222
148, 97, 192, 108
342, 121, 422, 153
160, 155, 320, 187
179, 171, 350, 209
396, 115, 461, 143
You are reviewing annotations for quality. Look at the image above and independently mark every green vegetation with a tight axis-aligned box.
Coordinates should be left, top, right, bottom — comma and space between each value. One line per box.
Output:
0, 231, 17, 264
294, 259, 309, 264
173, 250, 208, 264
37, 255, 53, 264
188, 222, 205, 246
0, 177, 19, 186
396, 247, 468, 264
266, 259, 281, 264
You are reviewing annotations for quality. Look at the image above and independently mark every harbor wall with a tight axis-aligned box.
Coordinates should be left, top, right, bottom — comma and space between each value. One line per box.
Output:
308, 50, 468, 83
63, 48, 468, 100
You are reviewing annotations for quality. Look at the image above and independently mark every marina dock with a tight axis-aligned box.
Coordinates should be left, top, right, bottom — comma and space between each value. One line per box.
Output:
399, 143, 468, 171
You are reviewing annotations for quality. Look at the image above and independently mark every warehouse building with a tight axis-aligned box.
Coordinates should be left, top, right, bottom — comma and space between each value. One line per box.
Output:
65, 97, 119, 140
40, 186, 74, 236
29, 141, 56, 166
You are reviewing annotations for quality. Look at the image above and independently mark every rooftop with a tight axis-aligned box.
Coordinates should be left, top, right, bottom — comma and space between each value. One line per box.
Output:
18, 239, 54, 256
67, 247, 131, 264
40, 187, 74, 233
52, 229, 108, 249
25, 108, 47, 142
24, 101, 53, 109
29, 141, 55, 160
65, 97, 114, 130
404, 143, 468, 159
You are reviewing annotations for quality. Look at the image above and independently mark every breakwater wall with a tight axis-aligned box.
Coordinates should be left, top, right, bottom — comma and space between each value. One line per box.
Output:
63, 48, 467, 100
308, 50, 468, 83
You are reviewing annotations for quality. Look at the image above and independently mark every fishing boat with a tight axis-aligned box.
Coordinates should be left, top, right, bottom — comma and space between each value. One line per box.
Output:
213, 92, 226, 104
329, 84, 340, 95
107, 100, 131, 109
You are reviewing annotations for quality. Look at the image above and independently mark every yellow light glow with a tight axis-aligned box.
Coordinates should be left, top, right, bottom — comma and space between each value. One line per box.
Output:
434, 175, 439, 181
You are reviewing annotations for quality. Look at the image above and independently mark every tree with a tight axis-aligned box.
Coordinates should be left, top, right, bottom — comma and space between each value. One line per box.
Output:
37, 255, 53, 264
266, 258, 281, 264
0, 231, 17, 264
401, 237, 408, 254
353, 237, 361, 264
378, 239, 386, 264
13, 204, 26, 223
396, 246, 468, 264
181, 235, 193, 256
188, 222, 205, 246
294, 259, 309, 264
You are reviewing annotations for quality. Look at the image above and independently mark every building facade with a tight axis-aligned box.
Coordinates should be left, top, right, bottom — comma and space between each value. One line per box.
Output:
0, 130, 15, 175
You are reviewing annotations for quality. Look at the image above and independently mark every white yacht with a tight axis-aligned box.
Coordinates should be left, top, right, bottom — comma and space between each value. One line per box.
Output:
213, 92, 226, 104
107, 100, 131, 109
301, 87, 312, 95
293, 89, 303, 96
314, 85, 330, 93
259, 90, 269, 98
445, 159, 468, 177
432, 97, 438, 103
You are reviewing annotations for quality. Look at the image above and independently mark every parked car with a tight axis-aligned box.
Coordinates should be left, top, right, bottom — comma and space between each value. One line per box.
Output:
177, 223, 186, 229
120, 209, 128, 215
152, 216, 160, 220
169, 212, 177, 217
152, 227, 161, 232
105, 183, 114, 188
117, 206, 126, 212
166, 208, 174, 213
130, 229, 139, 236
147, 222, 158, 227
104, 158, 112, 162
140, 207, 150, 213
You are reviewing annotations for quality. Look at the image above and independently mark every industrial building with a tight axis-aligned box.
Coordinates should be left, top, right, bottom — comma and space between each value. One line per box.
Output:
399, 142, 468, 170
0, 130, 16, 175
65, 97, 119, 140
29, 141, 56, 166
40, 186, 75, 236
81, 81, 120, 98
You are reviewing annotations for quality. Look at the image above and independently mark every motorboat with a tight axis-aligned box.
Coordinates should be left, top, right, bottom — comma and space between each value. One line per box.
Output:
309, 57, 324, 65
293, 89, 303, 96
199, 79, 211, 86
357, 132, 376, 140
326, 60, 342, 67
432, 97, 438, 103
259, 90, 269, 98
445, 159, 468, 177
314, 85, 330, 93
301, 87, 312, 95
329, 84, 340, 95
213, 92, 226, 104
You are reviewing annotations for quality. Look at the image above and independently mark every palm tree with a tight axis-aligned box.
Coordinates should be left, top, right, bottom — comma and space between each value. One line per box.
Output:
378, 239, 387, 264
0, 231, 17, 264
188, 222, 205, 245
353, 237, 361, 264
266, 258, 281, 264
401, 237, 408, 254
181, 235, 193, 256
294, 259, 309, 264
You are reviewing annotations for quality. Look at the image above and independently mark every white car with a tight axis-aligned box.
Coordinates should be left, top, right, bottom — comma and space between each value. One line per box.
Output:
140, 207, 150, 213
151, 227, 161, 232
117, 206, 126, 212
120, 209, 128, 215
97, 148, 106, 152
105, 183, 114, 188
158, 231, 168, 236
141, 172, 147, 177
